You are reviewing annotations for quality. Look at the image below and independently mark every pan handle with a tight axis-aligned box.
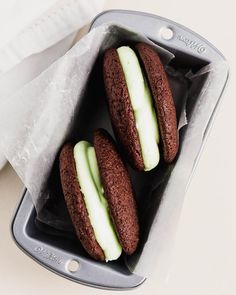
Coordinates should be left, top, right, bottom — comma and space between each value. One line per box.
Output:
12, 191, 145, 290
91, 9, 226, 64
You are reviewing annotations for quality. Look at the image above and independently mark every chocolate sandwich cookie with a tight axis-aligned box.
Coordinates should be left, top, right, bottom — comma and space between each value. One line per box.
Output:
103, 42, 178, 171
59, 129, 139, 261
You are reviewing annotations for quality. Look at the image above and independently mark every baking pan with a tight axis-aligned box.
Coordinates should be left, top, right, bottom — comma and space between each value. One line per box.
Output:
11, 10, 229, 290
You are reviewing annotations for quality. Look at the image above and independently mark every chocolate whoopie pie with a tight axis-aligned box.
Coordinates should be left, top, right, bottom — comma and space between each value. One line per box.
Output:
103, 42, 179, 171
59, 129, 139, 261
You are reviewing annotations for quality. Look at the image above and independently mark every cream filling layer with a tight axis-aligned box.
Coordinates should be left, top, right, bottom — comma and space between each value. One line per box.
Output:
117, 46, 160, 171
74, 141, 122, 261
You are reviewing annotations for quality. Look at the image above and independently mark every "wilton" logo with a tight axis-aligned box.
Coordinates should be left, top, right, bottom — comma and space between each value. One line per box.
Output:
34, 246, 63, 264
177, 35, 206, 54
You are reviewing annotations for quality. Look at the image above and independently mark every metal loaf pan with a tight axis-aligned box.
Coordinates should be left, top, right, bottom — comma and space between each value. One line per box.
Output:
11, 10, 229, 290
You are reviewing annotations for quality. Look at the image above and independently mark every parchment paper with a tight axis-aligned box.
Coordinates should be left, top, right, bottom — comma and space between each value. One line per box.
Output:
0, 23, 228, 278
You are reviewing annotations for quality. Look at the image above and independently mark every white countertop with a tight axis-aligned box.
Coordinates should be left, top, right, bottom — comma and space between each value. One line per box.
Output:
1, 0, 236, 294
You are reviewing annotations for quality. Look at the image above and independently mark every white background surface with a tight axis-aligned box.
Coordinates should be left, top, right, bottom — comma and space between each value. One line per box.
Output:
1, 0, 236, 294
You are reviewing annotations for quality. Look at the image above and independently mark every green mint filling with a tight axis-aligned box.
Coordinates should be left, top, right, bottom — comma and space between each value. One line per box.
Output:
74, 141, 122, 261
117, 46, 160, 171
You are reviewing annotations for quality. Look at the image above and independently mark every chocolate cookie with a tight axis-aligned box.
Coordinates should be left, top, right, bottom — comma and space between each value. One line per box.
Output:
103, 48, 145, 171
103, 43, 178, 171
136, 43, 179, 163
94, 129, 139, 254
59, 129, 139, 261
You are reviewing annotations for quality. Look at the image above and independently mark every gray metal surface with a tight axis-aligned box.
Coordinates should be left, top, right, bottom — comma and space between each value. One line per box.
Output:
12, 191, 145, 290
11, 10, 229, 290
91, 10, 225, 63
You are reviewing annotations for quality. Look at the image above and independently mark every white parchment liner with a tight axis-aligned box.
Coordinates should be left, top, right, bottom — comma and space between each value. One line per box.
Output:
0, 23, 228, 279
